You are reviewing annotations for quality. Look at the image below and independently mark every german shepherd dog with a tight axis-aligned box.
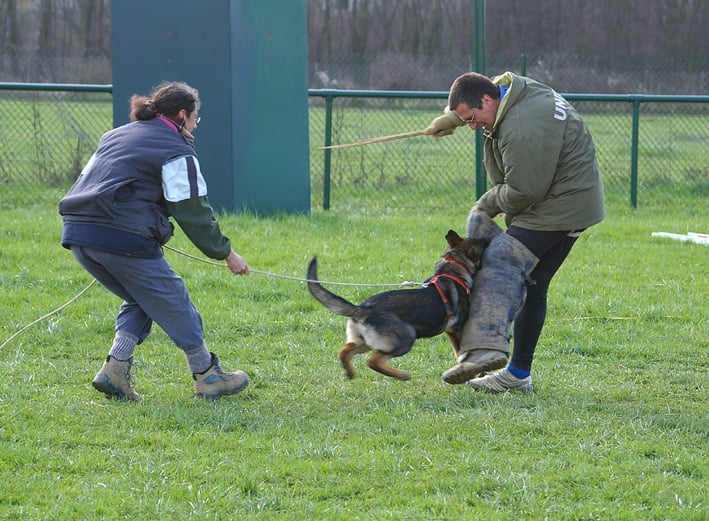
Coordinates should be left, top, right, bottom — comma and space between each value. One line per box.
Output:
307, 230, 486, 381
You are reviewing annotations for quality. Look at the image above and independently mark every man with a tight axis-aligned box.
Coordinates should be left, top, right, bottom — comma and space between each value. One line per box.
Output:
425, 72, 605, 393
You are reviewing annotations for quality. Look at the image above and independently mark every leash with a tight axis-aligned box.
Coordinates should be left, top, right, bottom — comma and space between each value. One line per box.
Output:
163, 245, 422, 288
0, 279, 97, 351
1, 249, 422, 351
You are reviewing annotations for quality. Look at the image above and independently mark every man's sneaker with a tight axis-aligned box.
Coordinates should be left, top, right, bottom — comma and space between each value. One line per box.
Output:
466, 368, 533, 394
442, 349, 508, 384
193, 352, 249, 400
92, 355, 140, 401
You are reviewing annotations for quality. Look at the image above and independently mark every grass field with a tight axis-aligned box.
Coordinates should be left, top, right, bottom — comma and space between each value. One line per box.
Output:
0, 199, 707, 520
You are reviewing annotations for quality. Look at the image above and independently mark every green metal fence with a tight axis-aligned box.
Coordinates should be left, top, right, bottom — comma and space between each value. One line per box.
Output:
1, 83, 707, 213
0, 83, 112, 208
309, 90, 709, 212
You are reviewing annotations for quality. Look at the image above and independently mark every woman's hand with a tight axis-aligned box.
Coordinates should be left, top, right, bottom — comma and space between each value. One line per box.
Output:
225, 250, 250, 275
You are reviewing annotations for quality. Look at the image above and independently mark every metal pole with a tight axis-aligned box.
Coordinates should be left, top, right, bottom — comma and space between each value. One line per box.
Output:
630, 100, 640, 208
323, 94, 334, 210
474, 0, 487, 201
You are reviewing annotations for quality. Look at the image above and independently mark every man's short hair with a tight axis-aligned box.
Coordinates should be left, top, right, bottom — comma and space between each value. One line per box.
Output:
448, 73, 499, 111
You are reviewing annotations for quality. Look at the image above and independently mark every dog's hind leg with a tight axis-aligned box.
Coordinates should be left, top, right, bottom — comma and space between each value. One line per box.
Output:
367, 351, 411, 381
339, 342, 370, 379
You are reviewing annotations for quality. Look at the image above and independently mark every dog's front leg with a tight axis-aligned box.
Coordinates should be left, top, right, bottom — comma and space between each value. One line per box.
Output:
446, 332, 462, 357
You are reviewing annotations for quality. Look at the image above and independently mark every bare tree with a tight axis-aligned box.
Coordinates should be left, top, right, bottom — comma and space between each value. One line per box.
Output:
0, 0, 23, 76
1, 0, 706, 89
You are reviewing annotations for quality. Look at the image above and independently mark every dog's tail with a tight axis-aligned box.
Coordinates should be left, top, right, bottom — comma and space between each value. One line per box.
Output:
307, 256, 361, 318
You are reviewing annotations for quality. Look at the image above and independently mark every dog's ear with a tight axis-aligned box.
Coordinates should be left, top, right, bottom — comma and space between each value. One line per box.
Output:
465, 238, 487, 263
445, 229, 463, 247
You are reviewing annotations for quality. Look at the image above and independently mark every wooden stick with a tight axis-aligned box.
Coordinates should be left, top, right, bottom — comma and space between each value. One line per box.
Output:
318, 129, 427, 150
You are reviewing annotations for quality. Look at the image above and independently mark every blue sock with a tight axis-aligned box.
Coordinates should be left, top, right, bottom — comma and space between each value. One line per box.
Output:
507, 365, 531, 379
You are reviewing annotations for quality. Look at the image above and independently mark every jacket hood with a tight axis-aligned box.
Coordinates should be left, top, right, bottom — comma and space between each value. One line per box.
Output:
491, 71, 520, 129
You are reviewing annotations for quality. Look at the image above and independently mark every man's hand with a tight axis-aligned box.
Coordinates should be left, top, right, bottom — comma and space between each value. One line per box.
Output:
225, 250, 250, 275
423, 106, 467, 139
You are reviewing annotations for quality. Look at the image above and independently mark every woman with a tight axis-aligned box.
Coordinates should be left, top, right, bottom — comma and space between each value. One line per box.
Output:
59, 81, 250, 401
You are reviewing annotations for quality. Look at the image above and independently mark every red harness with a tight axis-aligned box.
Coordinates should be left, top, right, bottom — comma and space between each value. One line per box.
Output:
423, 255, 474, 322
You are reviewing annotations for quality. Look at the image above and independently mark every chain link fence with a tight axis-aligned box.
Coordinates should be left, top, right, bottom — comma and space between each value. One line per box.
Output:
0, 85, 112, 209
309, 93, 708, 212
1, 84, 707, 214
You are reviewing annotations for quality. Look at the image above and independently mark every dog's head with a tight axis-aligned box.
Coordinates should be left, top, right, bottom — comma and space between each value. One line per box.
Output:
440, 229, 487, 275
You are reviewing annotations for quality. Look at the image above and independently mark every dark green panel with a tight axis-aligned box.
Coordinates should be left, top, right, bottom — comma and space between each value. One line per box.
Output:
111, 0, 309, 214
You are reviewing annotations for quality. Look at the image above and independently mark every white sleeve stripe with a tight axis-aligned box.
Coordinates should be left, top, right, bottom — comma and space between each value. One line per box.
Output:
162, 155, 208, 202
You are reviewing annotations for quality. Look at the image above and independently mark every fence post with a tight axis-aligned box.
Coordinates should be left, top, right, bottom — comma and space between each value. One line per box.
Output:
323, 94, 334, 210
474, 0, 487, 200
630, 99, 640, 208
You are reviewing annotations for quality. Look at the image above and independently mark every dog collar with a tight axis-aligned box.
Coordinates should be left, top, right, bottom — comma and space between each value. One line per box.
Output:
429, 273, 471, 296
424, 273, 471, 323
443, 255, 475, 276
